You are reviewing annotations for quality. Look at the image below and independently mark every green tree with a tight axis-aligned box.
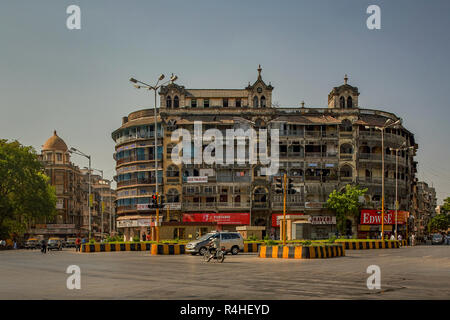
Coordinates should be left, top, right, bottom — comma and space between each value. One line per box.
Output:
441, 197, 450, 214
0, 140, 56, 238
428, 214, 449, 233
325, 184, 368, 235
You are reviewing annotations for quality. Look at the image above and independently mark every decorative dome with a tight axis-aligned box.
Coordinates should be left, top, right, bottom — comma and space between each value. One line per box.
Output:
42, 130, 68, 152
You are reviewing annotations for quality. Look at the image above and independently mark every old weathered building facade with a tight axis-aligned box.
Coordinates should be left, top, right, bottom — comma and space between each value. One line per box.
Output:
28, 131, 116, 239
112, 67, 418, 240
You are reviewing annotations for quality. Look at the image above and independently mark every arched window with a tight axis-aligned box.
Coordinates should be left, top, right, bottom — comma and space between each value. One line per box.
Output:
167, 165, 179, 177
166, 96, 172, 108
365, 169, 372, 178
174, 96, 179, 108
253, 188, 267, 203
261, 96, 266, 107
253, 96, 259, 108
340, 119, 352, 132
339, 96, 345, 108
167, 188, 179, 203
347, 96, 353, 108
340, 165, 353, 178
340, 144, 353, 154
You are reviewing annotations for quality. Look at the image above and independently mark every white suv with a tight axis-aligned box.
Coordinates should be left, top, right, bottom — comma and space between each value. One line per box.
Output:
186, 231, 244, 255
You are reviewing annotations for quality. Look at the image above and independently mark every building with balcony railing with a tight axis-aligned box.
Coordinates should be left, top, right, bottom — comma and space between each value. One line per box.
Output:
112, 67, 418, 240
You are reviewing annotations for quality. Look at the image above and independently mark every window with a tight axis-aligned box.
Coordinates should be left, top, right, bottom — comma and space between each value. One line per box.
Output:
191, 99, 197, 108
261, 96, 266, 107
174, 96, 179, 108
167, 165, 179, 177
167, 189, 179, 203
236, 99, 241, 107
347, 96, 353, 108
339, 96, 345, 108
223, 98, 228, 108
204, 99, 209, 108
253, 96, 259, 108
57, 153, 62, 161
166, 96, 172, 108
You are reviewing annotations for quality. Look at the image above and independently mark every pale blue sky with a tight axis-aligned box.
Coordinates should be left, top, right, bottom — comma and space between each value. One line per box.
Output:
0, 0, 449, 203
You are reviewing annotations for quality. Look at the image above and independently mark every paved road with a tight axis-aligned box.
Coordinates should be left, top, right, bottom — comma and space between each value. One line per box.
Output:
0, 246, 449, 299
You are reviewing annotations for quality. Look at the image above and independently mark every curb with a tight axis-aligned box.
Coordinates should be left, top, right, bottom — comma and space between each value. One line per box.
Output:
258, 245, 345, 259
243, 243, 261, 253
150, 244, 186, 255
336, 240, 404, 250
81, 243, 153, 252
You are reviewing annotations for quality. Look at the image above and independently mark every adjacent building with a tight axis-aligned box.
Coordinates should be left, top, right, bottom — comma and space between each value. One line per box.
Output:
112, 67, 418, 240
27, 131, 116, 239
412, 181, 437, 238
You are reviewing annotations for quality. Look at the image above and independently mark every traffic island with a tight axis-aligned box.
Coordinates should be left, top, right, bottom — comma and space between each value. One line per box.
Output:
335, 240, 404, 250
258, 244, 345, 259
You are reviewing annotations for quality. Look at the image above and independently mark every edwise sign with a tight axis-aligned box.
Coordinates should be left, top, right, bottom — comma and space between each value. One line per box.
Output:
360, 209, 409, 225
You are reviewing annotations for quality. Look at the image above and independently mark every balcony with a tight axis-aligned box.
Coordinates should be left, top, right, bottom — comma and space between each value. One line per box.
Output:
116, 178, 161, 188
339, 153, 353, 161
305, 152, 323, 158
279, 130, 304, 137
305, 131, 321, 138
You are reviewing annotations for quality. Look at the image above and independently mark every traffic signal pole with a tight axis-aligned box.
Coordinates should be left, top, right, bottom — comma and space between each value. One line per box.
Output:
156, 193, 160, 243
283, 173, 287, 245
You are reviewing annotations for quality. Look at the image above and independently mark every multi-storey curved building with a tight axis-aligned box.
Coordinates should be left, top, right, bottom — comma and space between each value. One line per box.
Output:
112, 67, 417, 241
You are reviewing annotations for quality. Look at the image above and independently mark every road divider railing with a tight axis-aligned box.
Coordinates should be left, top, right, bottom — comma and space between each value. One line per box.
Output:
335, 240, 403, 250
258, 244, 345, 259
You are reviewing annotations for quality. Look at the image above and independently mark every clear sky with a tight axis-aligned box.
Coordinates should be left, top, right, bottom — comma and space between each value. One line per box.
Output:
1, 0, 449, 203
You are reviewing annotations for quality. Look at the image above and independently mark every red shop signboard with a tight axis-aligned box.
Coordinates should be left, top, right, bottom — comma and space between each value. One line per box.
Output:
360, 209, 409, 225
183, 213, 250, 225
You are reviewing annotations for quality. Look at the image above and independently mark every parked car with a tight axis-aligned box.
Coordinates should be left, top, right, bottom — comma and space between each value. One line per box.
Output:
24, 238, 41, 249
47, 238, 63, 251
431, 233, 444, 245
65, 238, 77, 248
186, 231, 244, 255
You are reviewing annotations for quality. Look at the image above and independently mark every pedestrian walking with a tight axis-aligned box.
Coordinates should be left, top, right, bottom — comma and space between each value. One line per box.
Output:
411, 234, 416, 246
41, 239, 47, 254
75, 237, 81, 252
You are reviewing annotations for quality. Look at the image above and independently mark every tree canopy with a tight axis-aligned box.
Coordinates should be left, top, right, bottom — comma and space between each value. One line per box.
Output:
0, 139, 56, 239
325, 184, 368, 235
428, 214, 450, 233
441, 197, 450, 214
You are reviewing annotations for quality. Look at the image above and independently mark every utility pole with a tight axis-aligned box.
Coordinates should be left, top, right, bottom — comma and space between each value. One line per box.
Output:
130, 74, 178, 244
283, 173, 287, 245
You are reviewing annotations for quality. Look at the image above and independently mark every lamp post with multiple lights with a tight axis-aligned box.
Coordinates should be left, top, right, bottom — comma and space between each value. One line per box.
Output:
365, 118, 402, 239
69, 147, 92, 240
129, 74, 178, 242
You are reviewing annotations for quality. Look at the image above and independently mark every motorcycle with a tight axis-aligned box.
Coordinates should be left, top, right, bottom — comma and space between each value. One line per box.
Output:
203, 245, 226, 263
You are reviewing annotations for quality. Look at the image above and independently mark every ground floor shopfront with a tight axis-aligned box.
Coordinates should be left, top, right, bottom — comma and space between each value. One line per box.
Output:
358, 209, 409, 239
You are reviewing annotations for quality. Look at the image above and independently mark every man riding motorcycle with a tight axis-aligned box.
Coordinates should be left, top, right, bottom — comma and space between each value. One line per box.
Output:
207, 234, 221, 258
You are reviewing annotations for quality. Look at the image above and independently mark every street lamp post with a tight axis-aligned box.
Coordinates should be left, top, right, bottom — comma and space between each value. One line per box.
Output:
69, 147, 92, 240
88, 168, 108, 240
389, 144, 414, 239
129, 74, 178, 242
366, 118, 401, 240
